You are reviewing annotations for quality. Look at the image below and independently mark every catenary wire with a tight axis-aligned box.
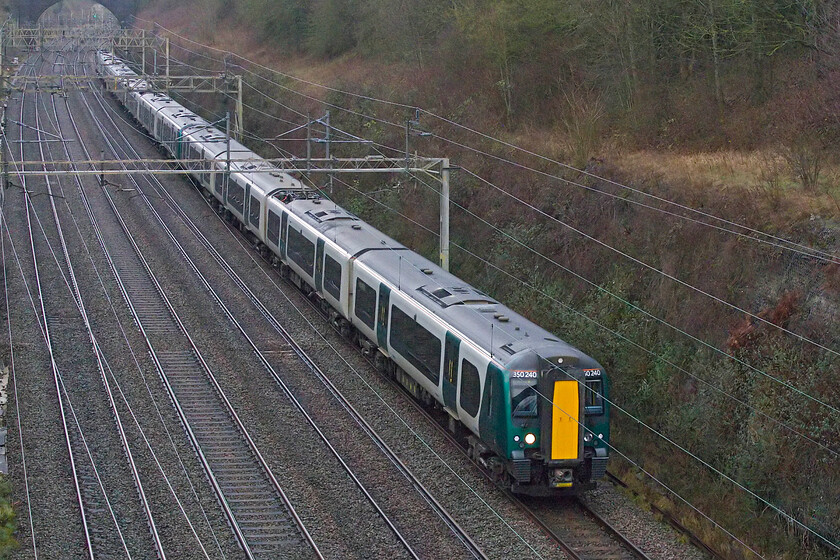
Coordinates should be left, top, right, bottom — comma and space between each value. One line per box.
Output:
326, 172, 840, 457
110, 43, 838, 554
145, 19, 840, 264
169, 65, 840, 421
160, 45, 840, 267
153, 54, 840, 419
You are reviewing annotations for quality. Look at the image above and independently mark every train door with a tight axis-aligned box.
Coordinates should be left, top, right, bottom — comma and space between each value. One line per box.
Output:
376, 284, 390, 348
315, 239, 325, 293
443, 332, 460, 410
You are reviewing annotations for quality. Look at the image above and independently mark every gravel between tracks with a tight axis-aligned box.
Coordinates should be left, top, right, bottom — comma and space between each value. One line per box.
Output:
85, 75, 570, 560
4, 44, 716, 560
79, 70, 472, 560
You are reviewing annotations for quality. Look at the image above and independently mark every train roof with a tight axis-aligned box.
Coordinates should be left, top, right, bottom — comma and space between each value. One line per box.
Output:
359, 247, 589, 366
288, 198, 597, 368
285, 198, 407, 256
139, 92, 181, 113
231, 160, 306, 195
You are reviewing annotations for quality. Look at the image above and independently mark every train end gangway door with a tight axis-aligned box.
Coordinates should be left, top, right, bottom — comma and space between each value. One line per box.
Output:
540, 366, 584, 463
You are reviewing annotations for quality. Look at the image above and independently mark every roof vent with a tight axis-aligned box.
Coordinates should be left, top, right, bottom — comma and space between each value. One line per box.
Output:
421, 268, 433, 275
313, 199, 322, 205
351, 224, 362, 230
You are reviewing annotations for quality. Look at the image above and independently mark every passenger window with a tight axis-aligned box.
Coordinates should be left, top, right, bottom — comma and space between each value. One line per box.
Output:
228, 181, 244, 213
324, 255, 342, 299
287, 227, 315, 275
389, 306, 441, 384
267, 211, 281, 246
460, 360, 480, 417
354, 279, 376, 328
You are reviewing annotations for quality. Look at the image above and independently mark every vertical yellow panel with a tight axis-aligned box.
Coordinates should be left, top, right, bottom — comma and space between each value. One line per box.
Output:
551, 380, 580, 460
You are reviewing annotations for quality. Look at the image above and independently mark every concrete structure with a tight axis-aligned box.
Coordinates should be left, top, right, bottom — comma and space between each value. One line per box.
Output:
10, 0, 139, 26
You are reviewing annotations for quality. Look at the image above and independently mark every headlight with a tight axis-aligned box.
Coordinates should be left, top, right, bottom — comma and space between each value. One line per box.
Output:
584, 432, 594, 443
524, 433, 536, 445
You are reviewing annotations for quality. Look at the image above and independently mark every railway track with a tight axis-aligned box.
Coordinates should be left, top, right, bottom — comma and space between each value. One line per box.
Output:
48, 46, 323, 560
13, 46, 163, 559
86, 44, 665, 559
5, 39, 683, 560
154, 128, 657, 558
73, 47, 492, 560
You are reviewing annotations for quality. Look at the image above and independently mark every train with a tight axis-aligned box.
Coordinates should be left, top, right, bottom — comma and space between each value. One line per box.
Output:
95, 50, 610, 495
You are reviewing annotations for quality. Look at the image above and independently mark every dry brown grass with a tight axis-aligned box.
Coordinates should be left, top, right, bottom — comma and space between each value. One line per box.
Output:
614, 149, 840, 221
136, 4, 840, 232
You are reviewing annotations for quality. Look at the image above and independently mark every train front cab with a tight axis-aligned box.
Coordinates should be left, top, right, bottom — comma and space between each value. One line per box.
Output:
535, 361, 609, 494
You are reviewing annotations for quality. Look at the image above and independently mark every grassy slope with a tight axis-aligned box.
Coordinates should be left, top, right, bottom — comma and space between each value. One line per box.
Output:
137, 4, 840, 559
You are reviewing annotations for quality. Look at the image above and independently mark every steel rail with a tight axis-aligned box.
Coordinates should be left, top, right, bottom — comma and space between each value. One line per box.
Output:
62, 41, 232, 560
79, 64, 449, 560
83, 58, 490, 560
3, 52, 41, 560
186, 158, 656, 559
66, 51, 323, 560
41, 43, 168, 559
15, 53, 96, 560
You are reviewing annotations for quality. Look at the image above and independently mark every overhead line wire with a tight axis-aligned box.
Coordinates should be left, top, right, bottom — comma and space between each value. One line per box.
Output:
188, 65, 840, 410
326, 171, 835, 558
159, 49, 840, 415
117, 39, 839, 552
162, 42, 840, 266
326, 171, 839, 456
459, 167, 840, 360
329, 171, 835, 556
432, 168, 840, 412
145, 19, 840, 265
